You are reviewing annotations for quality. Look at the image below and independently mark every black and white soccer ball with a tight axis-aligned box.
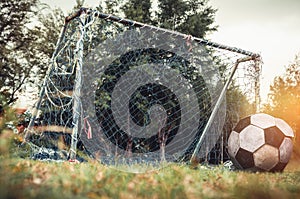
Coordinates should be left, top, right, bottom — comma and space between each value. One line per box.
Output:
228, 113, 294, 172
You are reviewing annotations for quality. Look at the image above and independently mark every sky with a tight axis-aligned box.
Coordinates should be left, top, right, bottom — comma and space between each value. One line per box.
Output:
208, 0, 300, 102
40, 0, 300, 103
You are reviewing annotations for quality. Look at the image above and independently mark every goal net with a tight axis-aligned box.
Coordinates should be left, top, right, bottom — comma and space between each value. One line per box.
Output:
24, 8, 261, 171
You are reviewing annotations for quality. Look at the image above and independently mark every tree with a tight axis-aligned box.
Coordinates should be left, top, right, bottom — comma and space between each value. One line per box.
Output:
121, 0, 217, 38
97, 0, 253, 162
29, 6, 64, 84
122, 0, 152, 24
157, 0, 217, 38
0, 0, 63, 107
0, 0, 39, 106
263, 54, 300, 144
104, 0, 123, 15
86, 0, 218, 161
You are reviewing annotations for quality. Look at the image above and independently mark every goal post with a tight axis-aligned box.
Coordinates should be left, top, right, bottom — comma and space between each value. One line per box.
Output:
24, 8, 261, 170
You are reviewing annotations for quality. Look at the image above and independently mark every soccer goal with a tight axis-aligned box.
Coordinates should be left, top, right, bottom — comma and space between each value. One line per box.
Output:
24, 8, 261, 170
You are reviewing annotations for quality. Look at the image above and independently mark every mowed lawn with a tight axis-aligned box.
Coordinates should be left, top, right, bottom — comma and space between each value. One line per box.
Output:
0, 153, 300, 199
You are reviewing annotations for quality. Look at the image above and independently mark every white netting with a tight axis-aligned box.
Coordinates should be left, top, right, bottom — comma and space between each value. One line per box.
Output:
24, 9, 261, 171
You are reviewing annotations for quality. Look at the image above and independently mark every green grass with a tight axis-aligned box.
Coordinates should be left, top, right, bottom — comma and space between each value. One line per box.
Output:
1, 130, 300, 199
0, 155, 300, 199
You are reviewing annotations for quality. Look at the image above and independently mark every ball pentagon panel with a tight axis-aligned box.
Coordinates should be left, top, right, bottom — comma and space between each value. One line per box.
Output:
275, 118, 294, 138
250, 113, 275, 129
264, 126, 285, 148
233, 116, 251, 133
270, 162, 287, 172
235, 148, 255, 169
279, 137, 293, 164
270, 137, 293, 172
239, 125, 265, 153
228, 131, 240, 157
253, 144, 279, 171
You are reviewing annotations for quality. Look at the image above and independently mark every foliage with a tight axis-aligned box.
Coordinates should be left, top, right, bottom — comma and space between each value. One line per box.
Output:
122, 0, 152, 24
0, 0, 64, 107
0, 0, 38, 106
104, 0, 122, 14
217, 87, 256, 161
263, 54, 300, 144
32, 6, 64, 74
82, 0, 219, 158
93, 48, 211, 155
0, 94, 17, 133
0, 94, 26, 157
157, 0, 217, 38
120, 0, 217, 38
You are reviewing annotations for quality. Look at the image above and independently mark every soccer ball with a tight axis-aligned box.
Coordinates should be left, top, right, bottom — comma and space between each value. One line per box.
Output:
228, 113, 294, 172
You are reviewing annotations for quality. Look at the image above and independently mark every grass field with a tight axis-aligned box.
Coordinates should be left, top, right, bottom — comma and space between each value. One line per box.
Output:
0, 154, 300, 199
0, 131, 300, 199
